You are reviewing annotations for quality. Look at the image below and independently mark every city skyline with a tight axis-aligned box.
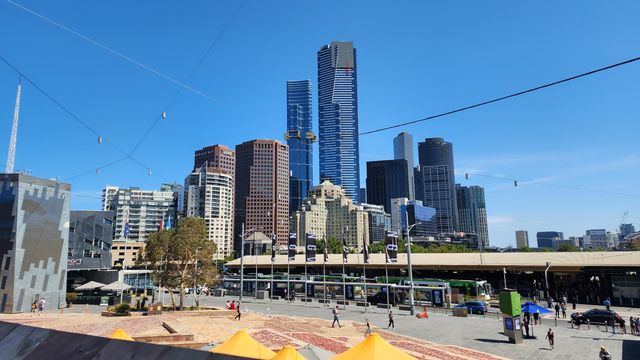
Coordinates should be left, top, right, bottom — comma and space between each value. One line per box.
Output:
0, 1, 639, 247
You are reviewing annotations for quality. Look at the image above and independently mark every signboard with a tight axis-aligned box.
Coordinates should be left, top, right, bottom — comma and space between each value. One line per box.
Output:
100, 296, 109, 306
305, 233, 316, 262
433, 289, 443, 307
385, 231, 398, 263
306, 284, 315, 297
288, 233, 297, 261
346, 285, 355, 300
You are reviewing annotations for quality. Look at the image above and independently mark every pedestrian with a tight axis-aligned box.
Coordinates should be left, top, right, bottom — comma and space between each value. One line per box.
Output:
30, 301, 37, 315
561, 303, 567, 319
572, 295, 577, 310
630, 317, 635, 335
234, 302, 241, 320
230, 300, 236, 310
599, 346, 611, 360
523, 316, 530, 338
634, 317, 640, 335
331, 306, 341, 328
225, 300, 231, 309
619, 317, 626, 335
533, 311, 540, 325
604, 297, 611, 311
545, 328, 555, 350
387, 310, 395, 329
364, 319, 372, 337
554, 303, 560, 318
37, 298, 46, 315
562, 294, 567, 306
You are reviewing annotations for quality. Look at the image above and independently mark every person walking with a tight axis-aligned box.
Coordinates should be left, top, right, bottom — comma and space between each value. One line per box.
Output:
387, 310, 395, 329
523, 316, 530, 338
234, 302, 241, 321
230, 300, 236, 310
533, 311, 540, 325
545, 328, 555, 350
364, 319, 372, 337
37, 298, 46, 315
604, 297, 611, 311
554, 302, 560, 318
599, 346, 611, 360
561, 303, 567, 319
619, 317, 626, 335
30, 301, 37, 316
331, 306, 341, 328
572, 295, 577, 310
225, 300, 231, 309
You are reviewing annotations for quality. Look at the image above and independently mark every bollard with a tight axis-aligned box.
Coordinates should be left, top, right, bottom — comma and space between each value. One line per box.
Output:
587, 319, 590, 330
496, 311, 500, 321
554, 316, 557, 327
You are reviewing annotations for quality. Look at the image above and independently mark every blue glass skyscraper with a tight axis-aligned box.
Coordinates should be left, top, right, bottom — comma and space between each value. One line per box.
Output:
317, 41, 361, 202
286, 80, 314, 214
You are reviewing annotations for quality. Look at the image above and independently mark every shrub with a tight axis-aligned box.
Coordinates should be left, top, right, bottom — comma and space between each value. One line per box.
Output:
115, 303, 131, 314
66, 292, 77, 306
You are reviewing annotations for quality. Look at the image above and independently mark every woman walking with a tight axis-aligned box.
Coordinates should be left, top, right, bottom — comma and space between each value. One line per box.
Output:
545, 328, 555, 350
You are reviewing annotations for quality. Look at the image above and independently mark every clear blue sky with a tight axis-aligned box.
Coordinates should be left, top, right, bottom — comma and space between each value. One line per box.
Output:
1, 1, 639, 247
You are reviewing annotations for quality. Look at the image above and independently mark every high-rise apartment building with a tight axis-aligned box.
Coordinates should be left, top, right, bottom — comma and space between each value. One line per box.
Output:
290, 180, 368, 249
286, 80, 314, 214
366, 159, 410, 213
393, 132, 415, 200
414, 138, 459, 234
185, 165, 235, 259
234, 140, 289, 255
515, 230, 529, 249
317, 41, 361, 201
102, 186, 177, 242
193, 144, 236, 177
68, 210, 113, 270
456, 185, 489, 249
536, 231, 564, 249
361, 203, 391, 244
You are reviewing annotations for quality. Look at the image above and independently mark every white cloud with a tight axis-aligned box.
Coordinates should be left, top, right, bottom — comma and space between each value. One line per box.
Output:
487, 215, 514, 225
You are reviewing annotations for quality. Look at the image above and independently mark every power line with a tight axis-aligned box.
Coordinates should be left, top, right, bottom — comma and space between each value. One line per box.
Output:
65, 156, 129, 181
127, 0, 248, 157
5, 0, 219, 103
359, 55, 640, 136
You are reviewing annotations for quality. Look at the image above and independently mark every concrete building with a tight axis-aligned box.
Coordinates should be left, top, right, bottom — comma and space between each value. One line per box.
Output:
110, 241, 145, 268
455, 185, 489, 249
585, 229, 607, 249
393, 131, 415, 200
68, 211, 113, 270
366, 159, 410, 213
184, 163, 235, 260
536, 231, 564, 250
193, 144, 236, 177
160, 183, 184, 216
0, 174, 70, 313
234, 140, 289, 255
414, 138, 459, 234
361, 203, 391, 244
317, 41, 361, 202
290, 180, 368, 249
607, 231, 619, 249
102, 186, 177, 242
515, 230, 529, 249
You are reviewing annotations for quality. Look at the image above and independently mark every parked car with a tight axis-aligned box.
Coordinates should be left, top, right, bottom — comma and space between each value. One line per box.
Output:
571, 309, 619, 325
366, 291, 398, 306
454, 301, 488, 314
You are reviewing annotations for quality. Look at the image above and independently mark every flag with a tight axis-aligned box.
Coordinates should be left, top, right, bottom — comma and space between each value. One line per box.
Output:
363, 244, 370, 264
288, 233, 297, 261
385, 231, 398, 263
323, 237, 329, 262
124, 221, 130, 239
271, 234, 277, 263
305, 233, 317, 262
159, 216, 165, 232
342, 239, 349, 263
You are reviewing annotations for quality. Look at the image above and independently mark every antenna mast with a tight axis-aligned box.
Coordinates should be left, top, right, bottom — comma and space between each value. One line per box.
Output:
6, 79, 21, 173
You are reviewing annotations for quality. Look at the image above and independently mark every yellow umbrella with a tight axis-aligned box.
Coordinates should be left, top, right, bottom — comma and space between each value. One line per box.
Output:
109, 328, 134, 341
270, 345, 307, 360
211, 330, 276, 359
331, 333, 417, 360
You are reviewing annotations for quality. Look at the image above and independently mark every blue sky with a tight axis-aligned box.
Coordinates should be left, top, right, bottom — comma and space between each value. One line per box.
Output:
0, 1, 639, 247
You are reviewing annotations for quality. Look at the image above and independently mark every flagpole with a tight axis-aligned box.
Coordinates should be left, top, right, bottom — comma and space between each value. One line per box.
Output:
363, 247, 367, 314
270, 247, 274, 303
323, 240, 327, 307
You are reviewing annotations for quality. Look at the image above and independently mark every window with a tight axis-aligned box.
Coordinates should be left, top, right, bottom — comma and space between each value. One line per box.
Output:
0, 276, 6, 289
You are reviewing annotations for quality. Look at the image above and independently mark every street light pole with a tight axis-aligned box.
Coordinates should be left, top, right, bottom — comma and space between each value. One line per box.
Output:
407, 222, 418, 316
254, 243, 258, 299
240, 223, 245, 301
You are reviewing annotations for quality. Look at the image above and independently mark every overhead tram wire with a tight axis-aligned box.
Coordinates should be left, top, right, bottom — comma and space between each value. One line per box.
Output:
5, 0, 219, 104
127, 0, 248, 157
0, 56, 152, 176
359, 55, 640, 136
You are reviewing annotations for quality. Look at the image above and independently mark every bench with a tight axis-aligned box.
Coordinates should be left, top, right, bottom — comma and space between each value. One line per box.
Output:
398, 304, 412, 311
270, 296, 281, 300
355, 302, 370, 307
318, 299, 331, 304
301, 298, 313, 302
376, 304, 391, 309
337, 300, 350, 306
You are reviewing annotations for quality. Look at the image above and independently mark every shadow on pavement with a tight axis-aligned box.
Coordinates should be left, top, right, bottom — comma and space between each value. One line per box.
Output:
623, 339, 640, 360
474, 338, 510, 344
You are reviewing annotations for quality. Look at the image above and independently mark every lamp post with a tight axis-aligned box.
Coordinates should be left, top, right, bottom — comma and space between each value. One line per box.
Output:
254, 242, 258, 299
240, 223, 245, 301
406, 223, 419, 316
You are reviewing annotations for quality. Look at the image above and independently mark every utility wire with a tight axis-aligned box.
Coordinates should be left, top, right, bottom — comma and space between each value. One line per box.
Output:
5, 0, 219, 103
359, 55, 640, 136
127, 0, 248, 157
65, 156, 129, 181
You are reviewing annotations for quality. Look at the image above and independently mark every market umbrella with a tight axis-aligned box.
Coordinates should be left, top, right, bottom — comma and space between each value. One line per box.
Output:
211, 330, 276, 359
331, 333, 417, 360
297, 344, 334, 360
270, 345, 307, 360
109, 329, 134, 341
521, 302, 552, 314
75, 281, 106, 291
101, 281, 132, 292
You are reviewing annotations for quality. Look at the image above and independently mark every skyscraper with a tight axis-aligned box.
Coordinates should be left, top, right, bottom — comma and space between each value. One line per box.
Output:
456, 185, 489, 249
414, 138, 459, 234
193, 144, 235, 177
365, 159, 410, 213
234, 140, 289, 255
537, 231, 564, 249
393, 132, 415, 200
317, 41, 361, 201
515, 230, 529, 249
286, 80, 314, 214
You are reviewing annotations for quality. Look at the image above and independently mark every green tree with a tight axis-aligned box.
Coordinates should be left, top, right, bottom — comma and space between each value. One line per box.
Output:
316, 237, 343, 254
519, 246, 532, 252
144, 217, 218, 310
557, 244, 579, 252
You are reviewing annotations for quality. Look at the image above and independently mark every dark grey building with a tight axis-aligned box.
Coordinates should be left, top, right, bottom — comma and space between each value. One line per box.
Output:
456, 185, 489, 249
537, 231, 564, 249
361, 203, 391, 244
393, 132, 415, 200
366, 159, 410, 213
0, 174, 70, 313
68, 211, 114, 270
414, 138, 459, 234
403, 203, 438, 239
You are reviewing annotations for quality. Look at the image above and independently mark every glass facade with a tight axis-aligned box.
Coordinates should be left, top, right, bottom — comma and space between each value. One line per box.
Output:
393, 132, 415, 200
317, 41, 361, 202
365, 159, 410, 213
286, 80, 313, 214
456, 185, 489, 249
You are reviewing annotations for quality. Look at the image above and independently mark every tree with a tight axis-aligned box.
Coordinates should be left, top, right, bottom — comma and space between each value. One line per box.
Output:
316, 237, 343, 254
144, 217, 218, 310
557, 244, 579, 252
519, 246, 533, 252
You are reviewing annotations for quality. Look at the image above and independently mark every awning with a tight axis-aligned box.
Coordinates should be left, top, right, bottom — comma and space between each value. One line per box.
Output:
331, 333, 417, 360
271, 345, 306, 360
101, 281, 132, 292
211, 330, 276, 359
75, 281, 106, 291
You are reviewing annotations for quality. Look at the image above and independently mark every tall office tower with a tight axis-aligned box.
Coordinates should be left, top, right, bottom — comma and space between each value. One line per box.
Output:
515, 230, 529, 249
234, 140, 289, 256
620, 223, 636, 242
584, 229, 607, 249
414, 138, 459, 234
102, 186, 177, 242
185, 148, 235, 259
286, 80, 314, 215
0, 174, 70, 313
393, 132, 415, 200
366, 160, 410, 213
317, 41, 361, 201
536, 231, 564, 249
68, 211, 114, 271
456, 185, 489, 249
361, 203, 391, 244
193, 144, 236, 177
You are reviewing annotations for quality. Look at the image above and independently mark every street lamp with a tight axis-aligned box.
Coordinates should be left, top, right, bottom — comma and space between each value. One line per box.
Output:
406, 223, 419, 316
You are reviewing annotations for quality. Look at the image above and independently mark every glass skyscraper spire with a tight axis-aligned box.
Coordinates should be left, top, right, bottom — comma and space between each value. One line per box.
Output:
286, 80, 314, 214
317, 41, 361, 202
